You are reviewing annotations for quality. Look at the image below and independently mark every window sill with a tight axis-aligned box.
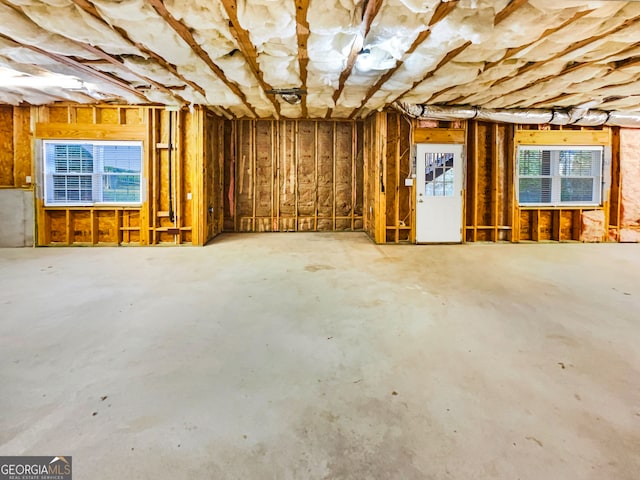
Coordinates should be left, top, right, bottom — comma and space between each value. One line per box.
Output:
518, 205, 602, 210
42, 204, 142, 209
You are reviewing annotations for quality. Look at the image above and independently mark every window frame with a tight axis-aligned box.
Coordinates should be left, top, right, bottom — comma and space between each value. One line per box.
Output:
43, 140, 144, 207
516, 145, 603, 207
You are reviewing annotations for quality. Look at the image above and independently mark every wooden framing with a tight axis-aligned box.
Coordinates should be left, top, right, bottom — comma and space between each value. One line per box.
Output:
388, 0, 528, 108
440, 9, 595, 105
491, 14, 640, 89
219, 0, 281, 117
514, 129, 610, 146
35, 123, 146, 140
147, 0, 258, 116
27, 104, 224, 246
463, 121, 514, 242
363, 112, 387, 243
0, 32, 148, 103
225, 119, 363, 232
349, 0, 459, 118
0, 106, 32, 188
326, 0, 382, 118
70, 0, 207, 98
2, 103, 636, 248
361, 111, 622, 245
512, 126, 612, 243
413, 128, 465, 144
295, 0, 310, 118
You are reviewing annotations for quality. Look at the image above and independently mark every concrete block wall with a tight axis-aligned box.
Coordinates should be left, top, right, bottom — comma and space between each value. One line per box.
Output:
0, 189, 34, 247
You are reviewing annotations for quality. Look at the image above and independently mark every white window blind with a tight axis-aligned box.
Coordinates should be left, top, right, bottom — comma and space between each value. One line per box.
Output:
44, 140, 142, 206
517, 146, 603, 206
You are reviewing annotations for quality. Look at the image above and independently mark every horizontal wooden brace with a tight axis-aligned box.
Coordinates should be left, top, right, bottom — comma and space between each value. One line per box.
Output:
514, 129, 610, 146
35, 123, 147, 140
413, 128, 466, 144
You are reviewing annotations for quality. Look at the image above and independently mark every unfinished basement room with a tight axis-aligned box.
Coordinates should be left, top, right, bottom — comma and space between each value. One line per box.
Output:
1, 0, 639, 478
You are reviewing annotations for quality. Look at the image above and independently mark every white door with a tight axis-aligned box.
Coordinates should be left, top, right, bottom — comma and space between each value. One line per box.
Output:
416, 143, 463, 243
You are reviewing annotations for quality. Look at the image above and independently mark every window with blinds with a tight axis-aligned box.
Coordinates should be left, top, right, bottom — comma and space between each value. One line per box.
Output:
43, 140, 143, 206
517, 146, 603, 206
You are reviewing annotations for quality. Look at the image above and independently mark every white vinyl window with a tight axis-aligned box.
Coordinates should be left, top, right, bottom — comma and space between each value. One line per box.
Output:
517, 146, 603, 206
44, 140, 142, 206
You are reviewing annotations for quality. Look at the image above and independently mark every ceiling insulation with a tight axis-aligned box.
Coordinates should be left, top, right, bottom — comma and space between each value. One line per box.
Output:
0, 0, 638, 120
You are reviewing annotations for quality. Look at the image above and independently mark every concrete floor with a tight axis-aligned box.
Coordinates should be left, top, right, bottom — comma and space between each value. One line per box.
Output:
1, 233, 639, 479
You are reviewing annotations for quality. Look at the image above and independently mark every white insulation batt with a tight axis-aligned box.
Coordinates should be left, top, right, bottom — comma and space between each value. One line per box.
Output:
0, 0, 640, 117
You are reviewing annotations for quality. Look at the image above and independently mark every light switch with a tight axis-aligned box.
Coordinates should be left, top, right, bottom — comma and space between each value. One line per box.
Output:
25, 176, 32, 184
187, 192, 192, 200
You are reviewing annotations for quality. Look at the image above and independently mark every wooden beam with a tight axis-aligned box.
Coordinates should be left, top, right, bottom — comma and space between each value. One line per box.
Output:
491, 13, 640, 88
348, 0, 459, 118
389, 0, 529, 106
71, 42, 188, 104
328, 0, 383, 115
424, 9, 594, 104
219, 0, 281, 117
487, 41, 640, 109
494, 0, 528, 26
70, 0, 207, 98
147, 0, 258, 116
390, 41, 472, 104
514, 129, 610, 146
0, 2, 185, 103
295, 0, 310, 117
615, 55, 640, 70
0, 32, 148, 102
35, 122, 147, 140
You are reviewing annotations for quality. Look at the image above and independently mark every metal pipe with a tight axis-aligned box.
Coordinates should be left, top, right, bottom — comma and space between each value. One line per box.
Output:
394, 102, 640, 128
168, 110, 175, 223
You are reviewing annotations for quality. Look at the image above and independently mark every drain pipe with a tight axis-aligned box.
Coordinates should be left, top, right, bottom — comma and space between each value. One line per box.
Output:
394, 102, 640, 128
168, 111, 174, 223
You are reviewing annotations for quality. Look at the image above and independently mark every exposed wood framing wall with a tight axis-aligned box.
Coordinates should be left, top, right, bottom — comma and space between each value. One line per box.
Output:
363, 112, 384, 243
366, 115, 463, 244
202, 110, 225, 243
365, 112, 628, 244
31, 104, 222, 246
223, 119, 363, 232
0, 105, 32, 189
512, 127, 612, 242
383, 112, 413, 243
465, 121, 514, 242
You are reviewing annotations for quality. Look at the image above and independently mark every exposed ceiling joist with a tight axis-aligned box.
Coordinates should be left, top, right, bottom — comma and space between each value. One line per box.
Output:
219, 0, 281, 117
617, 56, 640, 70
492, 13, 640, 88
327, 0, 383, 116
69, 42, 187, 105
1, 0, 190, 104
294, 0, 310, 117
492, 42, 640, 108
494, 0, 529, 26
1, 0, 640, 116
147, 0, 258, 116
0, 31, 148, 102
70, 0, 207, 99
391, 0, 530, 108
348, 0, 460, 119
441, 8, 596, 105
